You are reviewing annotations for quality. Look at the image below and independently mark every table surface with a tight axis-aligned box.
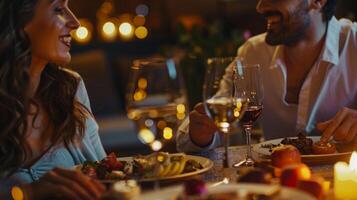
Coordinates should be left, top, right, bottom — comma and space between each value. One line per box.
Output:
187, 145, 337, 200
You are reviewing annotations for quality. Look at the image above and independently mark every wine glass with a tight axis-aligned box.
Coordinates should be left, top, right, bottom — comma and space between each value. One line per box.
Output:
126, 58, 187, 187
203, 57, 248, 168
233, 64, 264, 167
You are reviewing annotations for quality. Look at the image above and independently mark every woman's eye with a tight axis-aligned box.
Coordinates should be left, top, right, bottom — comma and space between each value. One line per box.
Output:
54, 7, 65, 14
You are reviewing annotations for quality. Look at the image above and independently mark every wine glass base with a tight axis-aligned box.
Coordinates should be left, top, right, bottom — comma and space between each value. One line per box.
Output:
233, 158, 255, 168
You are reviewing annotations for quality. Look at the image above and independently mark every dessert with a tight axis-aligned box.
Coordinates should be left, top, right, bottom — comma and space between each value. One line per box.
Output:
271, 145, 301, 168
280, 163, 311, 187
280, 132, 313, 154
312, 141, 336, 154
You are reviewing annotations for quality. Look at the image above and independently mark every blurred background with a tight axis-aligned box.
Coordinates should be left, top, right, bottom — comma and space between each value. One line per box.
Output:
67, 0, 357, 155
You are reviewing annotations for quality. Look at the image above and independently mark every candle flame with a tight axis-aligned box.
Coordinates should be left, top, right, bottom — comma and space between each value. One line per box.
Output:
349, 152, 357, 171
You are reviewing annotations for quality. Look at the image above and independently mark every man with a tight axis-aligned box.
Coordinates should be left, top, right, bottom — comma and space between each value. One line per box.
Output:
176, 0, 357, 152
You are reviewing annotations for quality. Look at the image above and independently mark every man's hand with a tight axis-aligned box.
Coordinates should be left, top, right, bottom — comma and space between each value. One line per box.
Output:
316, 107, 357, 145
189, 103, 218, 147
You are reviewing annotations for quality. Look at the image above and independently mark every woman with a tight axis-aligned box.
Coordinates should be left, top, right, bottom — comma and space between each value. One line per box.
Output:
0, 0, 106, 199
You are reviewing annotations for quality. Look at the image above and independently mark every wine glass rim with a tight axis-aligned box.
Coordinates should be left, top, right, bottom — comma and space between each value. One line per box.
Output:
207, 56, 243, 62
133, 58, 173, 65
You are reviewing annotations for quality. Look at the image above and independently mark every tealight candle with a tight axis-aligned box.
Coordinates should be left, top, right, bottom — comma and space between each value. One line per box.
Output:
334, 151, 357, 199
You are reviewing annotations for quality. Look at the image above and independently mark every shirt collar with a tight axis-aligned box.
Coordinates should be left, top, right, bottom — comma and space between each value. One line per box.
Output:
270, 16, 341, 68
320, 16, 341, 65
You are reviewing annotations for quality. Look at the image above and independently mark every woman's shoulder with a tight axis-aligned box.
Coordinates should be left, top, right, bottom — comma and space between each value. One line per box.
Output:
59, 67, 82, 80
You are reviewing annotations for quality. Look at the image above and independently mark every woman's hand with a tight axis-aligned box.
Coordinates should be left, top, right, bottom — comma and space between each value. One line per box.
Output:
189, 103, 218, 147
23, 167, 105, 200
317, 107, 357, 145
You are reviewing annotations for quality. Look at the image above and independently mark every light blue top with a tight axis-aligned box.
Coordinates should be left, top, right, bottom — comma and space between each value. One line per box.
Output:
0, 70, 107, 198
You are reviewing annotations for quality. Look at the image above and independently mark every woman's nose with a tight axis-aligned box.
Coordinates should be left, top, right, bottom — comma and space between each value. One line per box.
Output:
66, 10, 80, 30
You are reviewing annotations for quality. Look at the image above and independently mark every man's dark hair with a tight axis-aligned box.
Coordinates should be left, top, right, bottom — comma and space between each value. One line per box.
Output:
322, 0, 337, 21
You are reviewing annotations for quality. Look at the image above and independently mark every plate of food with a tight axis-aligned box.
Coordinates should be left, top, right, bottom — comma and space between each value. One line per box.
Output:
138, 183, 315, 200
77, 152, 214, 182
253, 133, 354, 164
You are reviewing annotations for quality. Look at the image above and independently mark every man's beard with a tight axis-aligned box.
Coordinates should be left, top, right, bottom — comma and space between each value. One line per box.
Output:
265, 1, 311, 46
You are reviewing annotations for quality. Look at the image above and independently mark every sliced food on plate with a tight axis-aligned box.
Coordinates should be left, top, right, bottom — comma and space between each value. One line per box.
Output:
80, 152, 210, 181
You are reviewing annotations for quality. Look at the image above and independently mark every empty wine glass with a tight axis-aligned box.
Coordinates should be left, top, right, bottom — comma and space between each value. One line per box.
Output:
203, 57, 248, 168
126, 58, 187, 187
233, 64, 263, 168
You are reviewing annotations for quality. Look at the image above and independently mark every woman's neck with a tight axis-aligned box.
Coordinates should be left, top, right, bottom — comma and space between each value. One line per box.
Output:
29, 57, 47, 98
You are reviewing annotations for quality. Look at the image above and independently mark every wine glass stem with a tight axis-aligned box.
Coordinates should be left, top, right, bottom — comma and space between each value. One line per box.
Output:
221, 128, 230, 168
154, 151, 160, 190
244, 125, 254, 164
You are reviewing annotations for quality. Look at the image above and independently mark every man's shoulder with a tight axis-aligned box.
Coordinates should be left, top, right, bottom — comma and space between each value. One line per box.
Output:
334, 18, 357, 41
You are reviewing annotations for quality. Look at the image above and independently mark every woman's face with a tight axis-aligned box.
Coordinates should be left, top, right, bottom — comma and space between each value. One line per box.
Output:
25, 0, 80, 65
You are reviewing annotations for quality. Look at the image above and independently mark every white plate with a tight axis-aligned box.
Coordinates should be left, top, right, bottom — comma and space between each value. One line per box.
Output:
253, 136, 352, 164
137, 183, 316, 200
76, 154, 214, 182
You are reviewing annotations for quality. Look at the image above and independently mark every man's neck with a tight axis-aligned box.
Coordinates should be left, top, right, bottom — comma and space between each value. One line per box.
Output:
284, 19, 328, 69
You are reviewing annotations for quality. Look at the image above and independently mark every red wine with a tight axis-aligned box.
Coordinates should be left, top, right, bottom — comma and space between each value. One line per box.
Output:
240, 106, 263, 126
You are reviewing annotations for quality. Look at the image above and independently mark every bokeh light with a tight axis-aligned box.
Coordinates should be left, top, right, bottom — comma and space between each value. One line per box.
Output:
11, 186, 23, 200
134, 26, 148, 39
73, 19, 92, 44
135, 4, 149, 16
151, 140, 163, 151
102, 21, 117, 40
133, 15, 146, 26
163, 127, 173, 140
119, 22, 134, 38
176, 104, 186, 114
138, 128, 155, 144
138, 78, 148, 89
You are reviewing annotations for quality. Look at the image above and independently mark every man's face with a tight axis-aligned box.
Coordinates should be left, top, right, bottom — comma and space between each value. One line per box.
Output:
256, 0, 311, 46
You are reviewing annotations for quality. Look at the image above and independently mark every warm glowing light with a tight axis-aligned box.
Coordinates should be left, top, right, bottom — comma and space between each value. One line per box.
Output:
72, 19, 92, 44
236, 101, 242, 109
163, 127, 173, 140
102, 21, 116, 38
76, 27, 88, 39
138, 78, 147, 89
349, 152, 357, 171
157, 154, 165, 162
133, 90, 146, 101
11, 186, 23, 200
145, 119, 154, 127
234, 109, 240, 118
119, 22, 133, 37
149, 110, 158, 118
299, 167, 312, 180
334, 151, 357, 199
176, 113, 186, 120
176, 104, 186, 114
134, 26, 148, 39
138, 128, 155, 144
151, 140, 162, 151
157, 121, 167, 130
133, 15, 146, 26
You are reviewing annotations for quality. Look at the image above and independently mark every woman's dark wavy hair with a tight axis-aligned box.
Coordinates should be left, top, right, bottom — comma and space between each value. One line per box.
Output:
322, 0, 337, 21
0, 0, 89, 176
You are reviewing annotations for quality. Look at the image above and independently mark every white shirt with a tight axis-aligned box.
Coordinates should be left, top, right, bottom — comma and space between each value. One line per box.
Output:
176, 17, 357, 152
